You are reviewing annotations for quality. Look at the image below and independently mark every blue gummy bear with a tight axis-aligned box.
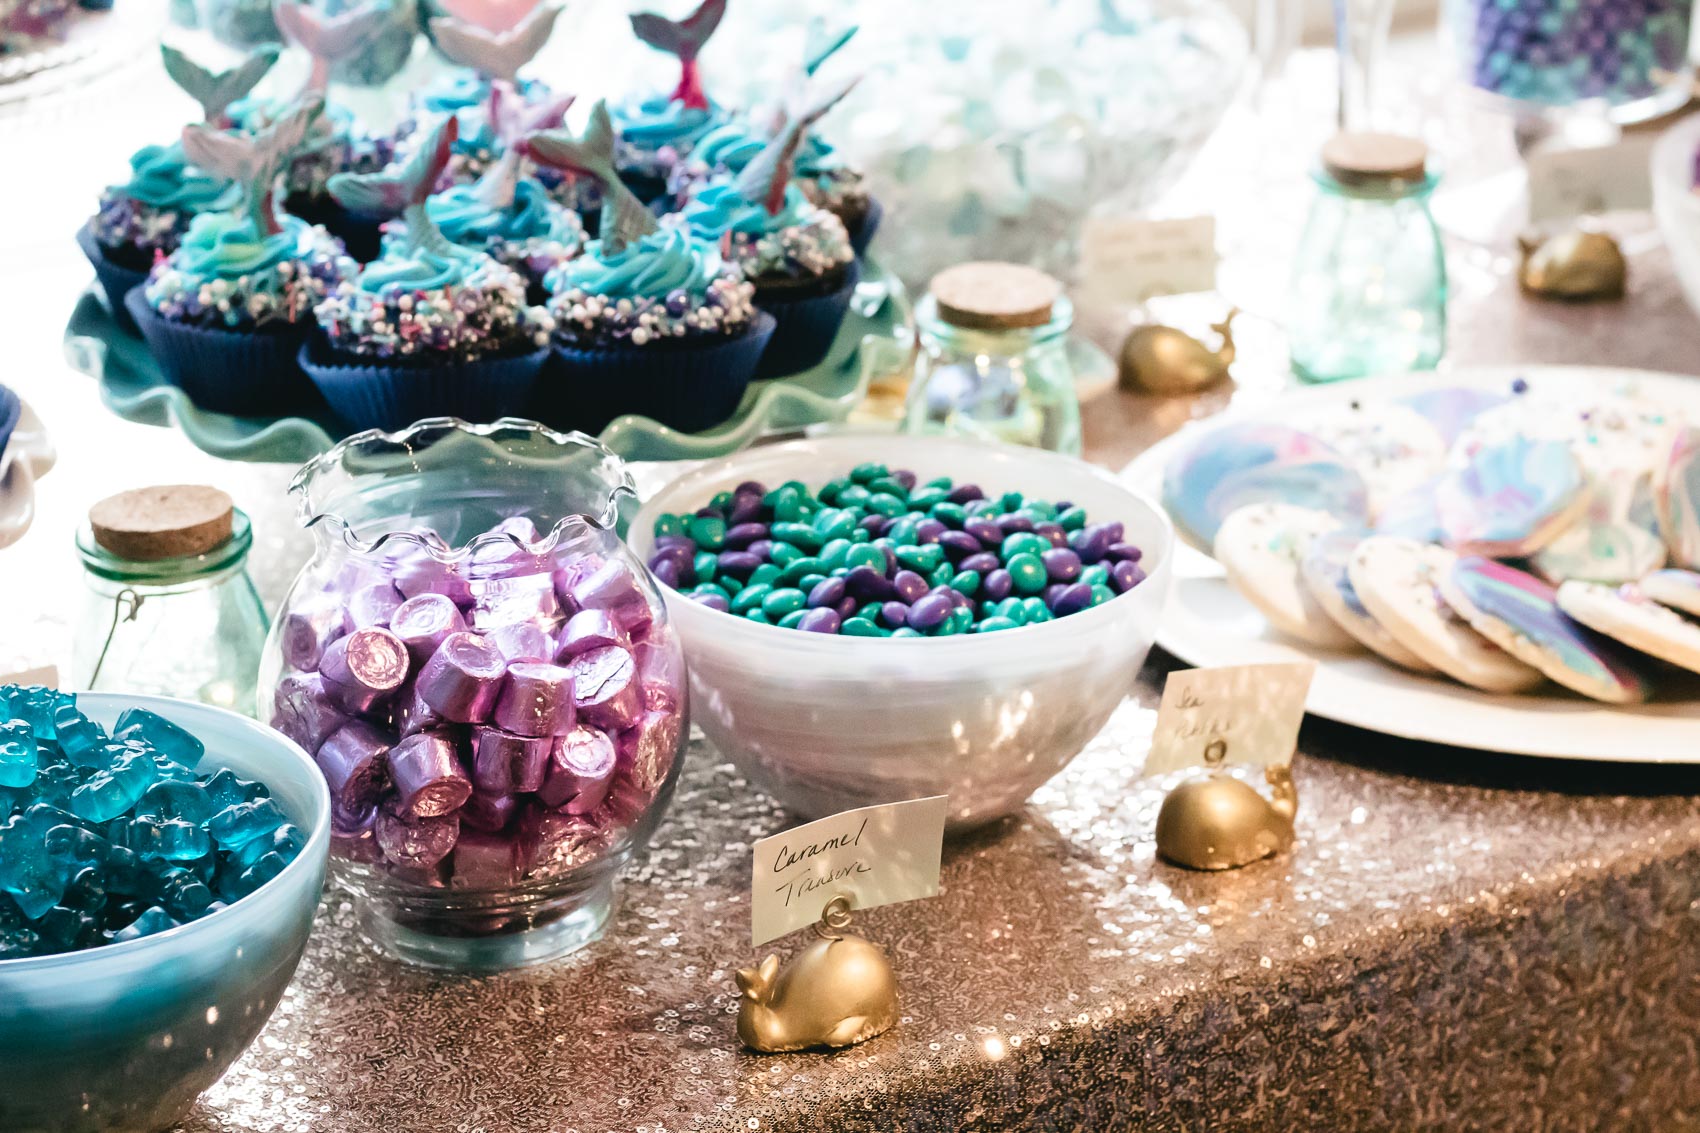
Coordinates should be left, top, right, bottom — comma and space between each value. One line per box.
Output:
223, 851, 288, 901
69, 749, 158, 824
52, 704, 108, 766
230, 823, 305, 872
110, 905, 180, 943
15, 687, 71, 741
37, 904, 103, 949
44, 824, 112, 912
149, 865, 213, 920
150, 755, 201, 782
0, 896, 41, 957
113, 707, 205, 768
29, 762, 79, 810
201, 769, 264, 813
207, 798, 287, 850
131, 781, 214, 862
0, 719, 37, 788
0, 807, 71, 919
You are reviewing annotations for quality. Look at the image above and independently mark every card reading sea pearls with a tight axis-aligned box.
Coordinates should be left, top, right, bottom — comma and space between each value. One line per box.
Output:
1078, 214, 1218, 302
751, 796, 949, 946
1143, 662, 1315, 775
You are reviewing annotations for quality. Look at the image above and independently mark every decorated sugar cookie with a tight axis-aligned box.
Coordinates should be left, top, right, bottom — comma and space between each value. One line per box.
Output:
1347, 537, 1544, 694
1556, 580, 1700, 676
1212, 504, 1357, 650
1434, 434, 1587, 557
1300, 532, 1433, 671
1640, 568, 1700, 618
1438, 559, 1649, 704
1294, 401, 1448, 516
1657, 425, 1700, 570
1161, 422, 1369, 548
1397, 385, 1513, 446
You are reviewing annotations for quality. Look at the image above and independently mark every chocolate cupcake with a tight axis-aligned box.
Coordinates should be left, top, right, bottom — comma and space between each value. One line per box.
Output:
613, 0, 730, 203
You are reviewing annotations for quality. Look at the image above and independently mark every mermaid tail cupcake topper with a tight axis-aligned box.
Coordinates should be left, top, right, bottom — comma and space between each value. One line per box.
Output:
160, 42, 281, 126
471, 83, 576, 211
272, 0, 391, 92
436, 0, 541, 32
429, 2, 561, 84
525, 101, 659, 254
328, 116, 466, 261
181, 95, 324, 235
629, 0, 726, 111
734, 73, 857, 216
803, 18, 856, 77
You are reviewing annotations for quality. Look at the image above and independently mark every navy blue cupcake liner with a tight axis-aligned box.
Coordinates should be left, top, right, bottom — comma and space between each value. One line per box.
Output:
848, 196, 883, 259
77, 222, 149, 336
754, 258, 861, 379
531, 310, 776, 435
300, 337, 548, 433
124, 289, 322, 418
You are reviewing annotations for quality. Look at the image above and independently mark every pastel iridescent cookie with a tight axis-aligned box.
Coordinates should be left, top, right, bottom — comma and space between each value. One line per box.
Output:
1656, 425, 1700, 570
1438, 558, 1649, 704
1556, 580, 1700, 675
1640, 568, 1700, 618
1294, 401, 1447, 515
1434, 434, 1587, 557
1300, 532, 1433, 671
1347, 537, 1544, 694
1374, 477, 1445, 542
1162, 422, 1369, 548
1397, 385, 1513, 446
1212, 504, 1356, 650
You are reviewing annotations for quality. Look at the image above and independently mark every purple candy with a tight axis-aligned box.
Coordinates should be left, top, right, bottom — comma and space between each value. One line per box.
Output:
892, 469, 917, 490
471, 725, 552, 794
947, 483, 983, 504
392, 594, 467, 659
451, 829, 522, 889
807, 576, 846, 608
1110, 560, 1147, 593
374, 803, 458, 869
724, 522, 768, 549
798, 607, 841, 634
983, 569, 1014, 602
493, 661, 577, 737
833, 596, 859, 622
913, 518, 947, 544
1099, 521, 1125, 544
964, 518, 1002, 546
563, 559, 654, 635
746, 539, 776, 561
390, 555, 473, 607
280, 601, 351, 672
331, 798, 377, 839
388, 732, 473, 818
316, 721, 392, 811
1041, 547, 1083, 582
563, 645, 639, 731
537, 724, 618, 811
908, 592, 952, 631
716, 550, 761, 577
878, 600, 909, 628
960, 552, 1000, 574
633, 636, 686, 714
471, 576, 563, 633
556, 609, 629, 659
856, 514, 885, 535
390, 682, 446, 739
271, 673, 349, 754
348, 582, 405, 629
320, 627, 411, 713
1042, 583, 1067, 607
1050, 582, 1094, 617
648, 543, 693, 576
415, 631, 506, 723
652, 535, 695, 555
1105, 542, 1144, 563
518, 806, 606, 878
937, 531, 981, 560
1035, 523, 1067, 547
845, 565, 895, 602
728, 494, 764, 525
483, 621, 553, 663
460, 791, 520, 833
996, 514, 1035, 535
1069, 526, 1112, 563
651, 558, 683, 588
692, 592, 731, 613
892, 569, 928, 603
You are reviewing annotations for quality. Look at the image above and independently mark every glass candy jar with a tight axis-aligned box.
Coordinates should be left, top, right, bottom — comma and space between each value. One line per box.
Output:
74, 489, 269, 714
259, 420, 688, 971
903, 262, 1082, 454
1288, 133, 1446, 384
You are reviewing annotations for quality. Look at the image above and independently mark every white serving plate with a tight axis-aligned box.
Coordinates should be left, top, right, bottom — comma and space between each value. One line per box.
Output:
1121, 365, 1700, 763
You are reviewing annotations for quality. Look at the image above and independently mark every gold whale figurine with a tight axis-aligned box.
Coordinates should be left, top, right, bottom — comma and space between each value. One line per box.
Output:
1118, 308, 1238, 395
736, 897, 900, 1053
1155, 755, 1298, 872
1518, 229, 1626, 301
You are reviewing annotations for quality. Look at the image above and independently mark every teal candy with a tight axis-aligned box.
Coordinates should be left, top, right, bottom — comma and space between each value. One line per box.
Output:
201, 768, 264, 813
769, 542, 803, 567
896, 545, 944, 573
693, 551, 719, 582
891, 627, 923, 638
762, 588, 807, 619
976, 616, 1020, 633
931, 502, 967, 527
207, 798, 287, 849
749, 563, 783, 587
69, 751, 158, 825
1081, 564, 1110, 589
777, 558, 825, 587
115, 707, 206, 767
0, 721, 37, 788
928, 562, 954, 587
950, 569, 981, 596
845, 544, 885, 572
744, 609, 773, 624
1090, 584, 1115, 607
1001, 532, 1049, 561
110, 905, 180, 942
688, 514, 727, 550
732, 583, 773, 614
840, 617, 883, 637
851, 463, 885, 483
654, 514, 685, 538
549, 225, 720, 302
778, 609, 808, 630
132, 781, 215, 862
0, 806, 70, 919
1021, 598, 1052, 623
866, 493, 905, 518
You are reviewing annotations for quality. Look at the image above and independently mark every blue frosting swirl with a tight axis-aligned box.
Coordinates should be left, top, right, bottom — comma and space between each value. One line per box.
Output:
690, 120, 767, 173
550, 225, 718, 301
174, 211, 314, 279
359, 243, 479, 293
612, 94, 720, 154
683, 181, 809, 241
115, 142, 237, 212
429, 179, 577, 248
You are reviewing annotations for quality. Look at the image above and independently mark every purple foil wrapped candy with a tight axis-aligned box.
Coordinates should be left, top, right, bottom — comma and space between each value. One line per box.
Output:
518, 806, 608, 879
390, 681, 446, 739
536, 725, 618, 812
471, 725, 551, 794
472, 575, 564, 633
280, 601, 352, 672
493, 662, 577, 738
320, 627, 411, 714
560, 558, 653, 636
555, 609, 629, 659
391, 552, 474, 607
461, 790, 520, 833
632, 638, 685, 715
563, 645, 640, 731
348, 582, 405, 629
392, 593, 468, 659
271, 673, 350, 754
388, 732, 474, 818
375, 803, 459, 869
415, 631, 506, 723
316, 720, 392, 811
618, 708, 681, 797
483, 621, 554, 662
450, 829, 522, 889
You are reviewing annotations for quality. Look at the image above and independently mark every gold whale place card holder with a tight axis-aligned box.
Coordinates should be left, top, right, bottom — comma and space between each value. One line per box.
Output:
736, 796, 949, 1053
1145, 662, 1315, 872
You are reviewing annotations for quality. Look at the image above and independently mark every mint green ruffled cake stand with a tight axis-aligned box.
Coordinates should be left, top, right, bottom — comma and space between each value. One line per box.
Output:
64, 258, 913, 464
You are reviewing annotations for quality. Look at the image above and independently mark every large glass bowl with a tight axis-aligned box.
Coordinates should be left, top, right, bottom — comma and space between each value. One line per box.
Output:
0, 692, 330, 1133
259, 419, 688, 971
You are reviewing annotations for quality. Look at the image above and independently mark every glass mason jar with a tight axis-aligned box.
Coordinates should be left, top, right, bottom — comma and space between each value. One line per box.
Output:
903, 265, 1082, 455
74, 509, 269, 714
259, 419, 688, 971
1288, 132, 1446, 384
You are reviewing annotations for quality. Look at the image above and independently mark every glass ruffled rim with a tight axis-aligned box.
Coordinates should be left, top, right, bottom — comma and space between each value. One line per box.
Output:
289, 416, 637, 562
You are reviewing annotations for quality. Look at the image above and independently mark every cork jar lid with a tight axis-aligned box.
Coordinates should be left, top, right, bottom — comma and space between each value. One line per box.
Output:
1321, 132, 1428, 187
89, 485, 234, 561
929, 262, 1062, 330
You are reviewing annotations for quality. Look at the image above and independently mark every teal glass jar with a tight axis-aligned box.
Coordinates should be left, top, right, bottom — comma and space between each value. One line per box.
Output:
902, 262, 1083, 455
74, 509, 269, 714
1288, 132, 1446, 384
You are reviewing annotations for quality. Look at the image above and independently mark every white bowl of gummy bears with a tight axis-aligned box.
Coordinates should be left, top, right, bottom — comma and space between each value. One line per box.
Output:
0, 688, 331, 1133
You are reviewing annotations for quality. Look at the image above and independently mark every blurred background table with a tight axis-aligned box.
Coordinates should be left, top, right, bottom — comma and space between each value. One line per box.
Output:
5, 29, 1700, 1133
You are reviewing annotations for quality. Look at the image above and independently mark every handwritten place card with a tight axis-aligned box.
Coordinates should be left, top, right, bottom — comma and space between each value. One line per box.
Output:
751, 796, 948, 946
1143, 662, 1315, 776
1078, 214, 1218, 302
1526, 136, 1652, 223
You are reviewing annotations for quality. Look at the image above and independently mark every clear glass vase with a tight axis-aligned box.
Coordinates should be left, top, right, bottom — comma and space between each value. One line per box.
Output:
259, 419, 688, 971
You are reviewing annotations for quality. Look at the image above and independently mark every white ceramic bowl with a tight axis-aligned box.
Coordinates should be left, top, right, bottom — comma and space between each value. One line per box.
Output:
1651, 112, 1700, 320
631, 435, 1173, 831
